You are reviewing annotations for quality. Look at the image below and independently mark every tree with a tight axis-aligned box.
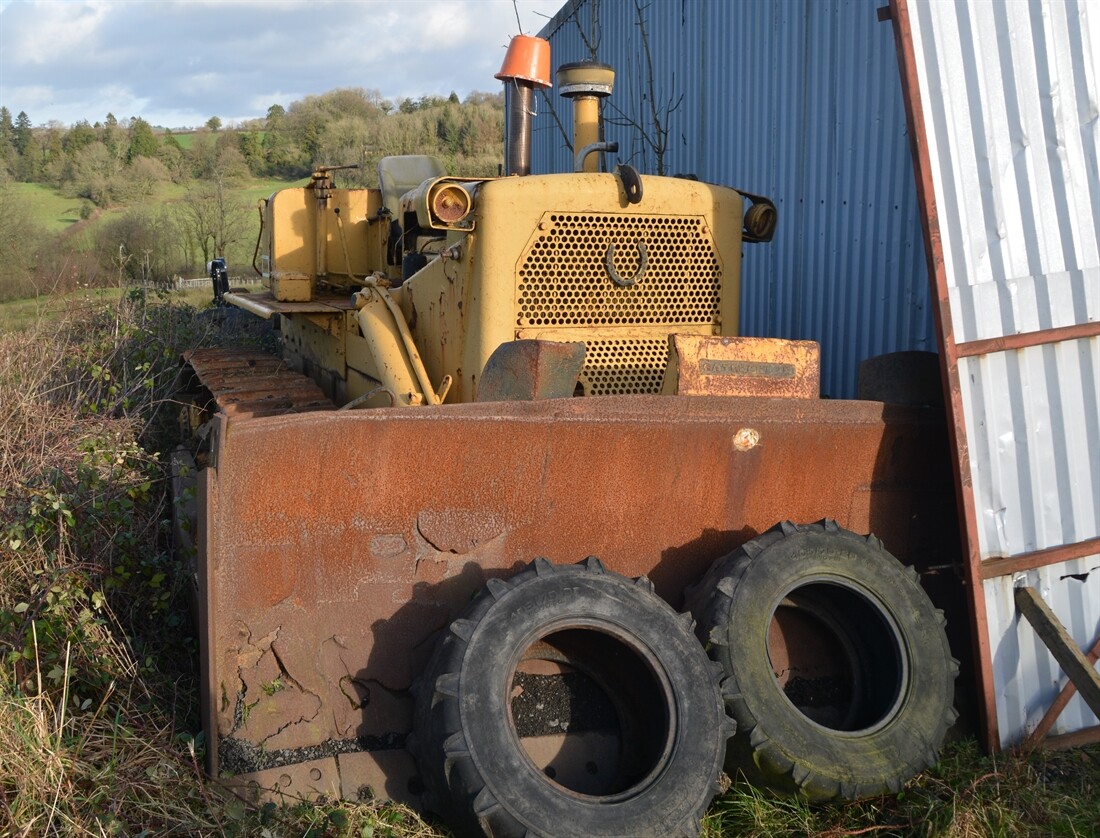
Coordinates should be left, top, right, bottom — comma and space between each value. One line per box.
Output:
317, 116, 373, 184
41, 124, 66, 184
101, 112, 126, 167
14, 132, 43, 181
463, 91, 503, 107
177, 173, 249, 268
265, 104, 285, 127
63, 141, 123, 205
237, 132, 264, 173
437, 106, 463, 157
65, 120, 98, 153
299, 115, 324, 161
206, 116, 222, 132
128, 117, 158, 161
93, 205, 186, 284
0, 107, 13, 153
580, 0, 682, 175
156, 139, 187, 182
13, 111, 32, 156
123, 156, 170, 203
0, 184, 45, 299
187, 131, 250, 182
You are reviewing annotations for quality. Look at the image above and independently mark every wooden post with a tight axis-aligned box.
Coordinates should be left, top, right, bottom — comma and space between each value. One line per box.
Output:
1014, 587, 1100, 718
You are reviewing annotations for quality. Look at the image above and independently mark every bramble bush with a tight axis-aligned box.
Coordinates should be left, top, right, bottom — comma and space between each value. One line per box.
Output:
0, 292, 434, 835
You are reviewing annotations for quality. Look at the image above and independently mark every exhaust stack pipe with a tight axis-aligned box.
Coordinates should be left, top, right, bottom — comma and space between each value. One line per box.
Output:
496, 35, 551, 176
557, 61, 615, 173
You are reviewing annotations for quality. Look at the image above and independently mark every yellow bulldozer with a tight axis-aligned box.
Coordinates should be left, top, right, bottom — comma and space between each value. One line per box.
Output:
177, 34, 959, 838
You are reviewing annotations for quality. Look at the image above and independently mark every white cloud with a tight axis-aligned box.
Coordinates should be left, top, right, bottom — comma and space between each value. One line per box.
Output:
4, 0, 112, 65
0, 0, 566, 127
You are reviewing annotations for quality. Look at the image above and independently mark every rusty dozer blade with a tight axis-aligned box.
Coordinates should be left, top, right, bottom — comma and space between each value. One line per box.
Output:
193, 393, 957, 804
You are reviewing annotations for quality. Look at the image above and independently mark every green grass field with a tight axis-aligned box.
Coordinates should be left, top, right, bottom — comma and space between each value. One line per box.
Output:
8, 182, 86, 234
10, 176, 309, 287
168, 131, 195, 149
0, 286, 214, 334
162, 129, 265, 150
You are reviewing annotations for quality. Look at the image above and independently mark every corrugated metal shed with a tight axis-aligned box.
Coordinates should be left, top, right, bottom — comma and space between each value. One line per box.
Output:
537, 0, 1100, 750
535, 0, 935, 399
897, 0, 1099, 749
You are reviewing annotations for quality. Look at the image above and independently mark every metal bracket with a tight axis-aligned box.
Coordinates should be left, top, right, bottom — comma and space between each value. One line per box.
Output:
605, 241, 647, 288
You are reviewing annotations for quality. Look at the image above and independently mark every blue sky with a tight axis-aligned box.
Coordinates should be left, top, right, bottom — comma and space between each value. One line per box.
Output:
0, 0, 565, 128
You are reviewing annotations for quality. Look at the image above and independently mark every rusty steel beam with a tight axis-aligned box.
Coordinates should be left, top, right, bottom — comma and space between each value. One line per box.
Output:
1014, 588, 1100, 718
980, 537, 1100, 581
197, 394, 956, 802
1023, 634, 1100, 751
889, 0, 1000, 752
955, 321, 1100, 358
1041, 724, 1100, 750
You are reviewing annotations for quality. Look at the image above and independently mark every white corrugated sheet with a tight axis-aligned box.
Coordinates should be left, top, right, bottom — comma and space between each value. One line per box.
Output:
908, 0, 1099, 746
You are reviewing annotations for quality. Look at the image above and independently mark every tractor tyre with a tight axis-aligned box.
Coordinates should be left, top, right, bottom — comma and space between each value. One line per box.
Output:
412, 556, 732, 838
685, 520, 957, 802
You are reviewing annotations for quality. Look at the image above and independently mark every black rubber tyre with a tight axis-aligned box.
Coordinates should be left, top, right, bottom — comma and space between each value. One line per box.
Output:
412, 556, 732, 838
685, 520, 958, 802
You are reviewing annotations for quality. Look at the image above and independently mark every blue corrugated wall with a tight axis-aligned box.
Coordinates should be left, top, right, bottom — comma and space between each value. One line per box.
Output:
534, 0, 935, 398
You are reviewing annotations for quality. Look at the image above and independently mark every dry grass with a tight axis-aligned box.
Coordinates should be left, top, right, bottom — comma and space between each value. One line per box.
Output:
702, 739, 1100, 837
0, 297, 437, 836
1, 295, 1097, 837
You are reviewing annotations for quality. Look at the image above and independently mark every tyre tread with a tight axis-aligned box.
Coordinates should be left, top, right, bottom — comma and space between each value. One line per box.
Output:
415, 557, 726, 837
688, 519, 958, 803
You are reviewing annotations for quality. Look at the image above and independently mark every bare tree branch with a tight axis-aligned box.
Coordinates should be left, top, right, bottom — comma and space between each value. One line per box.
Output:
597, 0, 682, 175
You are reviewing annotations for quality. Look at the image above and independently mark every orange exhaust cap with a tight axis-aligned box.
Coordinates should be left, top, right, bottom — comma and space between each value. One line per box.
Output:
495, 34, 552, 88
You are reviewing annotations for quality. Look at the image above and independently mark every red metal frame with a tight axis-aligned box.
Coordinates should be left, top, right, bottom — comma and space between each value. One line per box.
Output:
889, 0, 1099, 751
888, 0, 1000, 751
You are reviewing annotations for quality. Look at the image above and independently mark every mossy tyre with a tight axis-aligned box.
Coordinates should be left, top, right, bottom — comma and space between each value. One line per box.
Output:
687, 520, 957, 801
413, 557, 732, 838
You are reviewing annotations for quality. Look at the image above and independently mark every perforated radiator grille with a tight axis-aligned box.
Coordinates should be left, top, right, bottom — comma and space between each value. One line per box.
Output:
516, 214, 722, 328
516, 213, 723, 396
579, 338, 669, 396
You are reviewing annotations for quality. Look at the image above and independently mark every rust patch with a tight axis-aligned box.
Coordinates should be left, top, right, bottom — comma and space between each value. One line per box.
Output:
224, 756, 341, 802
666, 335, 820, 398
371, 534, 409, 559
416, 508, 507, 554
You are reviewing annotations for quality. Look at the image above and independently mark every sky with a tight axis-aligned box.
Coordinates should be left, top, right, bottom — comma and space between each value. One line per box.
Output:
0, 0, 566, 129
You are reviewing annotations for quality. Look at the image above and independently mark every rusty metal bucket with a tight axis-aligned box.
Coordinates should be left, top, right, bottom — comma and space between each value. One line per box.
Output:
192, 394, 957, 802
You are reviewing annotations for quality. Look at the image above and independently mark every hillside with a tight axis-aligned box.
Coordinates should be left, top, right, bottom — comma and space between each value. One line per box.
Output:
0, 89, 505, 307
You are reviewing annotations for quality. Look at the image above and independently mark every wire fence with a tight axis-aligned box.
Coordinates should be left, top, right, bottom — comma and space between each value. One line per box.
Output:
173, 276, 266, 290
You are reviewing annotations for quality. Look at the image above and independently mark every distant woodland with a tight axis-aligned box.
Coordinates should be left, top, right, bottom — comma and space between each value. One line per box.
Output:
0, 89, 505, 301
0, 88, 505, 193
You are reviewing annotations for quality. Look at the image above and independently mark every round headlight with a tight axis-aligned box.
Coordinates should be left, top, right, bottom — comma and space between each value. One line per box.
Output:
430, 183, 472, 225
